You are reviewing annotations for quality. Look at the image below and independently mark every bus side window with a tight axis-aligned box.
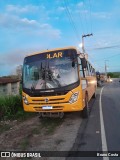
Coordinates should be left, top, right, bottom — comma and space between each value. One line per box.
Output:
91, 67, 95, 76
87, 62, 91, 76
85, 62, 89, 76
90, 65, 93, 75
78, 57, 84, 78
92, 68, 95, 76
91, 67, 93, 76
80, 65, 84, 77
82, 61, 89, 77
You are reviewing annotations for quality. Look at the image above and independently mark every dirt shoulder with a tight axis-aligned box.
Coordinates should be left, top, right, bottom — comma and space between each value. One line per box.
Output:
0, 112, 82, 160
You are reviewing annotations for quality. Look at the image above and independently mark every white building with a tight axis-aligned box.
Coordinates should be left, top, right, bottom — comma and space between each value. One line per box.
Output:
0, 77, 20, 96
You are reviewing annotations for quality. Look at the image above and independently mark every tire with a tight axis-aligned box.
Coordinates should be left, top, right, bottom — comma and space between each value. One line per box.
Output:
92, 87, 97, 99
92, 91, 96, 99
82, 96, 89, 118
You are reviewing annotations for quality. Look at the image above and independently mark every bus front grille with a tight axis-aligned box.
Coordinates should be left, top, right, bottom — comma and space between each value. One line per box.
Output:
31, 98, 65, 102
30, 97, 68, 105
30, 101, 68, 105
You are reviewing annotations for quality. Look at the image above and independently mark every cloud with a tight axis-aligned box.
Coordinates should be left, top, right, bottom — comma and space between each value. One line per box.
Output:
77, 2, 84, 7
6, 4, 39, 13
21, 18, 38, 26
80, 10, 89, 14
35, 23, 61, 38
0, 50, 25, 67
92, 12, 112, 19
0, 14, 61, 38
5, 4, 50, 21
0, 51, 25, 76
0, 49, 32, 76
58, 6, 65, 11
0, 14, 39, 28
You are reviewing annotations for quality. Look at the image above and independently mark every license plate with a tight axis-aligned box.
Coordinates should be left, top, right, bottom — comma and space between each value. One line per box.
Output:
42, 106, 53, 110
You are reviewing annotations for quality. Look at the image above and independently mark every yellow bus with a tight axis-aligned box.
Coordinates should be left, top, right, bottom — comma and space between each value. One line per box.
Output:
22, 47, 97, 118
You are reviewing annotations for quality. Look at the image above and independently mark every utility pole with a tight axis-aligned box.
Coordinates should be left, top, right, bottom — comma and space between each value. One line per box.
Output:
105, 60, 109, 81
82, 33, 93, 53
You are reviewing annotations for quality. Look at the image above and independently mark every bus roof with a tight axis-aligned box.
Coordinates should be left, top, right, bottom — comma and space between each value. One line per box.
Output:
25, 46, 81, 58
24, 47, 95, 70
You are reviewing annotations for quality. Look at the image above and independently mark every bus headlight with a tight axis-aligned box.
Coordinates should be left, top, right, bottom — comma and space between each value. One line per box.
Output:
23, 96, 29, 105
69, 92, 79, 104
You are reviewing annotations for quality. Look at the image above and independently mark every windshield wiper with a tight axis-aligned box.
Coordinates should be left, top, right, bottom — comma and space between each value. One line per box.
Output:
47, 68, 61, 87
30, 82, 36, 92
40, 62, 61, 88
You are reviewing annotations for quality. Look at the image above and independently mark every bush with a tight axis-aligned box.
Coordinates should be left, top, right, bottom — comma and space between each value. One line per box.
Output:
0, 95, 36, 121
107, 72, 120, 78
0, 95, 23, 120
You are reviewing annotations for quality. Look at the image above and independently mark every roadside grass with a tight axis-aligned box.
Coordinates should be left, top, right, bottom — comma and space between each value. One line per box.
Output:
0, 94, 64, 137
14, 111, 37, 121
0, 95, 36, 121
0, 95, 22, 120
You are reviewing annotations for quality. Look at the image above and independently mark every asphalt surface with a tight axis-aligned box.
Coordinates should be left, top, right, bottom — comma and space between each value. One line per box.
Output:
66, 78, 120, 160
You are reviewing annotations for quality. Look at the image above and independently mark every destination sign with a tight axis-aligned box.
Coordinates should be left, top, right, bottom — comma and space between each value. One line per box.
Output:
46, 52, 63, 59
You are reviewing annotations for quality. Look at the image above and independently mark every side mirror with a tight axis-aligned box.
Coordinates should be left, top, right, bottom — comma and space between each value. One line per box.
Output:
81, 58, 87, 68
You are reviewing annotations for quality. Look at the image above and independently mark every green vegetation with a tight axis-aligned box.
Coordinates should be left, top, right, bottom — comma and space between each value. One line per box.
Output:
107, 72, 120, 78
0, 95, 35, 121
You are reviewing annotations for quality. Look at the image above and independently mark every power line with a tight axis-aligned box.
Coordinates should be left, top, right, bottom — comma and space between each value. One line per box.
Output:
85, 44, 120, 62
82, 0, 89, 33
109, 66, 120, 68
95, 53, 120, 62
88, 0, 93, 33
88, 44, 120, 50
75, 0, 85, 34
63, 0, 80, 41
89, 54, 120, 71
88, 54, 104, 71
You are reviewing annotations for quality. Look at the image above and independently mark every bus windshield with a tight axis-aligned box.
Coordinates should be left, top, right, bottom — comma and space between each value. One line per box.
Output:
23, 49, 79, 90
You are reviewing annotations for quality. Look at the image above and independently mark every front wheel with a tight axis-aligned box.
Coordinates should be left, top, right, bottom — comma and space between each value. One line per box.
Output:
82, 96, 89, 118
92, 91, 96, 99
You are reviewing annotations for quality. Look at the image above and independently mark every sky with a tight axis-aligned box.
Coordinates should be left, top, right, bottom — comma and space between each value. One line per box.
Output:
0, 0, 120, 76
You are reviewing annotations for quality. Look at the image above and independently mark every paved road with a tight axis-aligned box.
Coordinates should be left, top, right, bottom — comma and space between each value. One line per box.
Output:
67, 78, 120, 160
